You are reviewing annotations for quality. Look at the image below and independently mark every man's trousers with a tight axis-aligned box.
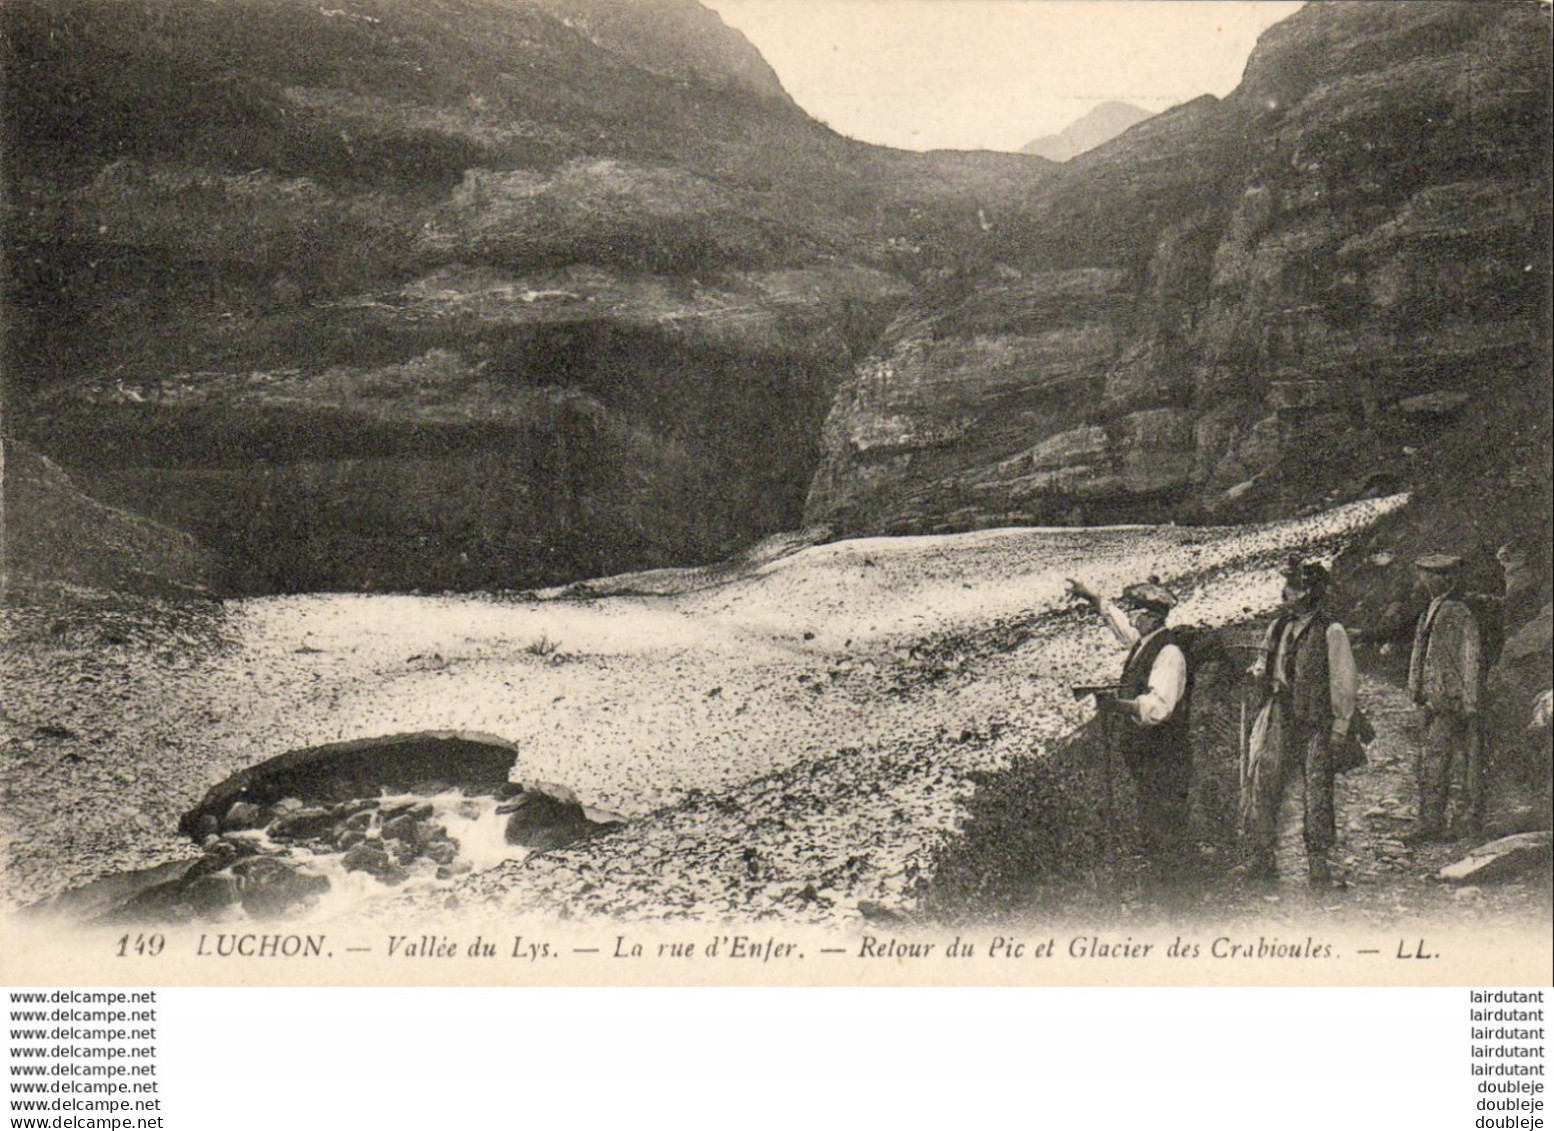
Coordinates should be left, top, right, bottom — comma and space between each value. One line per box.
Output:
1246, 713, 1335, 873
1417, 708, 1482, 836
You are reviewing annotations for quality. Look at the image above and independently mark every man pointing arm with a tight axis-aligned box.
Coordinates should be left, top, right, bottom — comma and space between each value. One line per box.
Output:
1066, 576, 1193, 876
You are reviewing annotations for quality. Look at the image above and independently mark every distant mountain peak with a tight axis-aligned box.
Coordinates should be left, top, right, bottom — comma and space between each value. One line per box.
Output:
1020, 101, 1154, 161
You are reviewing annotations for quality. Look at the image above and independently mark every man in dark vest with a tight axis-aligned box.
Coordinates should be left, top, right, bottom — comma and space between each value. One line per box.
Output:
1066, 576, 1192, 873
1239, 561, 1358, 887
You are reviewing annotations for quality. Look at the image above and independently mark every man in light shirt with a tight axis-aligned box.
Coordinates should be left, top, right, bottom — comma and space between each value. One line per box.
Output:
1240, 561, 1358, 887
1066, 576, 1192, 876
1407, 553, 1483, 842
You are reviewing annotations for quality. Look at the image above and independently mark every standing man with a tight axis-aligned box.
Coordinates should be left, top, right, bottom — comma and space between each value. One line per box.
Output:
1066, 576, 1192, 876
1472, 538, 1545, 670
1493, 538, 1544, 639
1407, 553, 1483, 842
1239, 561, 1358, 886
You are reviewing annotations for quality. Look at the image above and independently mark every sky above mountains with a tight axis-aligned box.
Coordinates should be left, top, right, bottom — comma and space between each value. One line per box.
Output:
704, 0, 1306, 152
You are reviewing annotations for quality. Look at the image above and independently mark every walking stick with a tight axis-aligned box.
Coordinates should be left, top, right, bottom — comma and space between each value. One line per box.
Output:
1237, 689, 1253, 840
1239, 692, 1249, 797
1090, 698, 1118, 860
1102, 716, 1117, 858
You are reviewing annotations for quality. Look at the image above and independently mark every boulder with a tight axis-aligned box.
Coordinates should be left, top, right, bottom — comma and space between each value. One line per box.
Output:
181, 872, 242, 916
217, 834, 263, 860
97, 861, 256, 924
268, 807, 338, 841
185, 840, 241, 877
381, 801, 436, 823
1482, 604, 1553, 833
19, 858, 199, 924
526, 781, 581, 807
222, 801, 268, 833
339, 841, 412, 886
380, 814, 424, 843
327, 809, 377, 848
1436, 832, 1552, 885
341, 842, 394, 878
105, 879, 201, 925
343, 807, 378, 827
412, 821, 447, 848
179, 732, 519, 838
502, 789, 598, 851
331, 799, 380, 818
231, 856, 330, 919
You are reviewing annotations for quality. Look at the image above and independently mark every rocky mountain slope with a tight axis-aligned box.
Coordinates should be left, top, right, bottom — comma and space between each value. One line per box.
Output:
1020, 100, 1153, 161
3, 2, 1547, 608
805, 1, 1551, 615
2, 0, 1049, 593
1, 441, 217, 596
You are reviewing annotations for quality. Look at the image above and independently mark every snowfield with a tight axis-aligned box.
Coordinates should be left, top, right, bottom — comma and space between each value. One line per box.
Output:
2, 496, 1408, 925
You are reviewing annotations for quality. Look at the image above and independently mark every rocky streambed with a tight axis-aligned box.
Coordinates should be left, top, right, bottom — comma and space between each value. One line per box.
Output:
3, 497, 1410, 927
21, 732, 620, 925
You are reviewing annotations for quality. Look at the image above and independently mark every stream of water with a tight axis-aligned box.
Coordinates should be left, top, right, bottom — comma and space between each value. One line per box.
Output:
208, 790, 528, 924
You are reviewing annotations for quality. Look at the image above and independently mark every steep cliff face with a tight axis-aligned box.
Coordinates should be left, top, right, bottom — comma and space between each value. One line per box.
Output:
23, 264, 908, 592
2, 0, 1043, 593
7, 2, 1546, 598
806, 3, 1550, 547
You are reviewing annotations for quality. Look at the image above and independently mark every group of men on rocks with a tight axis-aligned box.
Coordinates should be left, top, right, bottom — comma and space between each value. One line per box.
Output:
1064, 539, 1550, 890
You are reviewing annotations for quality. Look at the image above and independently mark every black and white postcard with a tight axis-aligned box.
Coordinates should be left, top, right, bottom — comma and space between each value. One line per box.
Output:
3, 0, 1549, 989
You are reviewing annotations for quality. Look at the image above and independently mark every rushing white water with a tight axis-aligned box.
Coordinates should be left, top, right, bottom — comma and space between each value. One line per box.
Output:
211, 790, 527, 923
399, 789, 524, 873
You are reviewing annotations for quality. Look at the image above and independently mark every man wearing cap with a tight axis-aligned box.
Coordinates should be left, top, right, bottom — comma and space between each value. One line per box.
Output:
1066, 576, 1192, 873
1407, 553, 1483, 841
1239, 561, 1358, 886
